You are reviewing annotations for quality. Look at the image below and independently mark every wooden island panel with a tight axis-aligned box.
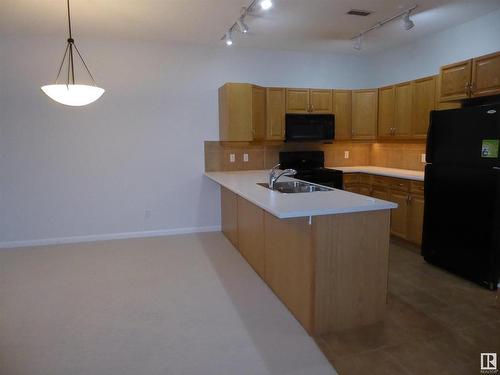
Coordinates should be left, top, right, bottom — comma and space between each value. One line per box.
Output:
221, 190, 392, 336
312, 210, 390, 334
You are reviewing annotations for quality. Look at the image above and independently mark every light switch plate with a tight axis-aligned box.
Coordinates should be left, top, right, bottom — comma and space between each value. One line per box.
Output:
421, 153, 426, 163
344, 151, 350, 159
243, 153, 249, 162
229, 153, 236, 163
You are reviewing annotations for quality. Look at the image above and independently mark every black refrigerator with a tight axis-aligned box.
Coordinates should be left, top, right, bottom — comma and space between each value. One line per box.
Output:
422, 103, 500, 290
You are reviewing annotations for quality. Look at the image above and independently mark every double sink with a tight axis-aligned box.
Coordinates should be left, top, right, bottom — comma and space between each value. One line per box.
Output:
257, 180, 333, 194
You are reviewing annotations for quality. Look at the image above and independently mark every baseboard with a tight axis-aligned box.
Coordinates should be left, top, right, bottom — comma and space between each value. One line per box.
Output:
0, 225, 221, 250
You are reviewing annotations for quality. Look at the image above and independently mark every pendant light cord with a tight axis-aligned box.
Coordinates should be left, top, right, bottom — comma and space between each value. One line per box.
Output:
53, 0, 97, 86
67, 0, 73, 40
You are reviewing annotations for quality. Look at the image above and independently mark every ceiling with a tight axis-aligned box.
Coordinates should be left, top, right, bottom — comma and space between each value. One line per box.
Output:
1, 0, 500, 54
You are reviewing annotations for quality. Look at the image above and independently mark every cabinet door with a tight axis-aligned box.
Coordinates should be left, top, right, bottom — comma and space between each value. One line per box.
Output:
266, 88, 286, 140
286, 88, 310, 113
252, 85, 266, 141
218, 83, 253, 141
412, 76, 436, 138
221, 187, 238, 248
371, 186, 388, 201
310, 89, 333, 113
388, 190, 409, 239
471, 51, 500, 98
333, 90, 352, 140
352, 89, 378, 140
408, 194, 424, 246
394, 82, 413, 137
439, 59, 472, 101
359, 184, 372, 196
238, 197, 265, 278
378, 86, 395, 138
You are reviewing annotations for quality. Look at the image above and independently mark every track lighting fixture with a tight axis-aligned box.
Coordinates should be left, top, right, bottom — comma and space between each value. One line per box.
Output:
351, 5, 417, 50
354, 35, 362, 50
221, 0, 273, 46
225, 32, 233, 46
260, 0, 273, 10
402, 12, 415, 30
236, 18, 249, 34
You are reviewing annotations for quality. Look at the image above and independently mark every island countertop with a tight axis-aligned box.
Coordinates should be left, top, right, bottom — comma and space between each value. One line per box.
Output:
205, 170, 397, 219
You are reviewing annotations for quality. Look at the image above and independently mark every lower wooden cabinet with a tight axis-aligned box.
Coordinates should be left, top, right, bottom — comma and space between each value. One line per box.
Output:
343, 173, 424, 246
408, 194, 425, 245
388, 190, 409, 239
237, 197, 265, 278
221, 187, 238, 248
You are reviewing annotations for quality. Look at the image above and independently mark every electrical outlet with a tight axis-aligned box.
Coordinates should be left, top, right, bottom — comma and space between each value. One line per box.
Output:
344, 151, 350, 159
243, 153, 249, 162
421, 153, 426, 163
144, 209, 152, 220
229, 153, 236, 163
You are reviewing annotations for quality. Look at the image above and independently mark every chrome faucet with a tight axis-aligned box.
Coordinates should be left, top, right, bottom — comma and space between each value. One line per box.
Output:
269, 163, 297, 189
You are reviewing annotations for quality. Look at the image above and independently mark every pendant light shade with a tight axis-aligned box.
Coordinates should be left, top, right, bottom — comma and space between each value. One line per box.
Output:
41, 84, 105, 106
42, 0, 105, 106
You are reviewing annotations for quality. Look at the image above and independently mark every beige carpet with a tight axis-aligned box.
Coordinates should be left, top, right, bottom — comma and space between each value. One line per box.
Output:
0, 232, 336, 375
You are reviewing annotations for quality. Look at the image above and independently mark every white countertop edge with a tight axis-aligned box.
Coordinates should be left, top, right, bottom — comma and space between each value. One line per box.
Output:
327, 166, 424, 181
205, 171, 397, 219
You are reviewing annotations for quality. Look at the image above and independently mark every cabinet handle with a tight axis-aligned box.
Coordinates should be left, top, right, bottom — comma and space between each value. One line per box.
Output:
311, 104, 315, 112
470, 82, 475, 94
406, 195, 412, 205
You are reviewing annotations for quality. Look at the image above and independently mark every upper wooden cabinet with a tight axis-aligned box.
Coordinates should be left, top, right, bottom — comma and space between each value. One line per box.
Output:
286, 88, 333, 113
352, 89, 378, 140
332, 90, 352, 140
266, 88, 286, 140
218, 83, 266, 142
394, 82, 413, 137
471, 51, 500, 98
439, 59, 472, 101
378, 86, 395, 138
412, 76, 436, 138
439, 51, 500, 101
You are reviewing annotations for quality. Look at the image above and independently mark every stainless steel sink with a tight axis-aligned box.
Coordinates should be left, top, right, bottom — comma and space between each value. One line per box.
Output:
257, 181, 333, 193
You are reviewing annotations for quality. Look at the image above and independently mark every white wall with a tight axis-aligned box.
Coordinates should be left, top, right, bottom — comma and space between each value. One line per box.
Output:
0, 35, 368, 245
3, 8, 500, 246
366, 8, 500, 87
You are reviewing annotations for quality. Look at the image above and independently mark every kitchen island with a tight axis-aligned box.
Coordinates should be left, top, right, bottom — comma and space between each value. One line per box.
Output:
205, 170, 397, 336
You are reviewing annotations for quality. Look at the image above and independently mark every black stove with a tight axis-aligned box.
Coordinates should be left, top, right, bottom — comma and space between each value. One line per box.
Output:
279, 151, 343, 189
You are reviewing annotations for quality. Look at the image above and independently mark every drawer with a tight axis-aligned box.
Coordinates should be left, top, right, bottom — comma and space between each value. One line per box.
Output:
411, 181, 424, 195
371, 175, 392, 187
372, 175, 410, 192
343, 173, 359, 184
359, 173, 372, 184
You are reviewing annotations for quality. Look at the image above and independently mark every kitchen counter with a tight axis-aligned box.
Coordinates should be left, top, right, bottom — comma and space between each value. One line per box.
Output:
329, 166, 424, 181
205, 170, 397, 219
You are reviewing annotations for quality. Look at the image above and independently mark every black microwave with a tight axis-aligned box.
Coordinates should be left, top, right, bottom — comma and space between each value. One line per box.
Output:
285, 114, 335, 142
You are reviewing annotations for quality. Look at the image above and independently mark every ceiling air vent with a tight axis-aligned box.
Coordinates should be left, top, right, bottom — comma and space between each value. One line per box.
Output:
347, 9, 372, 16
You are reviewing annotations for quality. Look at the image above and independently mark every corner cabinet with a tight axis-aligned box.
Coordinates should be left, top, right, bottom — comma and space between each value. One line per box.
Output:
218, 83, 266, 142
352, 89, 378, 140
412, 76, 436, 139
378, 85, 395, 138
332, 90, 352, 140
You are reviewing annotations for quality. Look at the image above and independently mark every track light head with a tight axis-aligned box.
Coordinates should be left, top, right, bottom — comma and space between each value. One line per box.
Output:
402, 12, 415, 30
354, 35, 362, 50
260, 0, 272, 10
236, 18, 249, 34
225, 32, 233, 46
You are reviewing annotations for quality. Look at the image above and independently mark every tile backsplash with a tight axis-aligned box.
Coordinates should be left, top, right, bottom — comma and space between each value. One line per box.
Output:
205, 141, 426, 172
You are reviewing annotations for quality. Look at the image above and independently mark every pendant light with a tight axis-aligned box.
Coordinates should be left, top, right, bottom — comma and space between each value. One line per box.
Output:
41, 0, 105, 106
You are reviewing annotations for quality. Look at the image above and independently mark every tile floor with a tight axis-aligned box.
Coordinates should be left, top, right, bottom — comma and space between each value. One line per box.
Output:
316, 238, 500, 375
